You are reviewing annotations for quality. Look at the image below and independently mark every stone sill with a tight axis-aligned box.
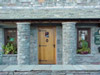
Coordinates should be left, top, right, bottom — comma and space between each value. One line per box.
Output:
76, 53, 100, 57
75, 54, 93, 57
0, 65, 100, 71
3, 54, 17, 57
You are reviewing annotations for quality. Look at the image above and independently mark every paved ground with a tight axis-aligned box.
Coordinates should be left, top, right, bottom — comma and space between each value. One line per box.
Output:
0, 65, 100, 71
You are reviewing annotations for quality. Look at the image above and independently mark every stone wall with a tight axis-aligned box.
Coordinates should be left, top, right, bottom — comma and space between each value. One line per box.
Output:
0, 28, 4, 51
30, 26, 38, 65
2, 54, 17, 65
56, 26, 62, 64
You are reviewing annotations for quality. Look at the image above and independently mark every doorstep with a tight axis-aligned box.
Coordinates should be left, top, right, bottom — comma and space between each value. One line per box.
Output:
0, 65, 100, 71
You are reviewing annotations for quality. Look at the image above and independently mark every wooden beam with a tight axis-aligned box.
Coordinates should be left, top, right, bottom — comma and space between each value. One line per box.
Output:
0, 19, 100, 24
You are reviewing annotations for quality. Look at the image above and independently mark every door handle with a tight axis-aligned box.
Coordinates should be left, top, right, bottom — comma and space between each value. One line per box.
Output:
39, 60, 48, 62
53, 44, 55, 48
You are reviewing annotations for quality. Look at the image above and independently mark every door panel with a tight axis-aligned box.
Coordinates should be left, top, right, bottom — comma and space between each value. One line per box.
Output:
38, 26, 56, 64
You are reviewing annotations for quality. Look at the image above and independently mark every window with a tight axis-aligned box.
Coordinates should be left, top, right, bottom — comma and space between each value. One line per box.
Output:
4, 29, 17, 54
77, 28, 91, 54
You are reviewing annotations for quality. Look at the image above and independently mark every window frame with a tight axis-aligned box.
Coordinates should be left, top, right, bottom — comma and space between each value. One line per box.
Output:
77, 28, 91, 54
4, 28, 17, 46
4, 28, 17, 54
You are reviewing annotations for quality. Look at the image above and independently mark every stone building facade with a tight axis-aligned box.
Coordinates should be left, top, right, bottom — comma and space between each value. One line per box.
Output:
0, 23, 100, 65
0, 0, 100, 75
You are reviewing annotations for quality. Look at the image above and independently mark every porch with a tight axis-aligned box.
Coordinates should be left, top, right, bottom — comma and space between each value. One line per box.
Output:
0, 19, 100, 65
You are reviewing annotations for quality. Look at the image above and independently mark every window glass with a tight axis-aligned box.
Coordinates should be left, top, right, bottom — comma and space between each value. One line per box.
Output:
45, 32, 49, 38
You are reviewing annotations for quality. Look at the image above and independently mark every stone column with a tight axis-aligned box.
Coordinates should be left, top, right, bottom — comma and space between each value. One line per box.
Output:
62, 22, 77, 65
0, 28, 4, 51
17, 22, 30, 65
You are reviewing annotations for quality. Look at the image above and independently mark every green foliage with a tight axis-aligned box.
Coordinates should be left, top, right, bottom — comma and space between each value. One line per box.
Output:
77, 40, 90, 54
2, 43, 17, 54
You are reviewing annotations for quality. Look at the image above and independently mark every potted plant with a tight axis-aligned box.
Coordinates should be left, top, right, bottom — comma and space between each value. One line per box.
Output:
2, 43, 17, 54
77, 40, 90, 54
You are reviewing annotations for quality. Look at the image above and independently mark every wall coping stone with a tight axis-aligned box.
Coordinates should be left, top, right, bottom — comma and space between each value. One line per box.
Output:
16, 22, 31, 25
75, 54, 94, 57
3, 54, 17, 57
0, 65, 100, 71
76, 54, 100, 57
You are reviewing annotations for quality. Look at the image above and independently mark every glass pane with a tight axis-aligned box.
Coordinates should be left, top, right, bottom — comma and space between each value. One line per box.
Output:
6, 29, 17, 45
78, 30, 88, 48
79, 30, 88, 41
45, 32, 49, 38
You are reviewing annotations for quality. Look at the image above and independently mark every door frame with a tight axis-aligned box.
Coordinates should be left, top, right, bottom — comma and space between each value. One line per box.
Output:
38, 26, 56, 64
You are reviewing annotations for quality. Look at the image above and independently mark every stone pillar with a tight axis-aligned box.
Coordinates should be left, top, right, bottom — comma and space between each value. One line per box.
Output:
17, 22, 30, 65
0, 28, 4, 51
62, 22, 77, 65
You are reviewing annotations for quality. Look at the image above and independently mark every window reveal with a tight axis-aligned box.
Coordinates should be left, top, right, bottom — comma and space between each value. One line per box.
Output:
5, 29, 17, 45
77, 28, 91, 54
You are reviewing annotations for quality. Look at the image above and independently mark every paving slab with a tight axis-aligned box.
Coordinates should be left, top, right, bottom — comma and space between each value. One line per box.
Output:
0, 65, 100, 71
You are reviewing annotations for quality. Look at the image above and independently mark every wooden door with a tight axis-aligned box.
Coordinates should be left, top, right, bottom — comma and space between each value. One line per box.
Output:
38, 26, 56, 64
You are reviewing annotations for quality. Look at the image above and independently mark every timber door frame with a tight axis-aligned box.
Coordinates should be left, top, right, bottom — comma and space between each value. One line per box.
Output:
38, 26, 56, 64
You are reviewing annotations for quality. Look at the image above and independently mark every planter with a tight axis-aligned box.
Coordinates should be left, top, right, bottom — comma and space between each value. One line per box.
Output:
78, 51, 89, 54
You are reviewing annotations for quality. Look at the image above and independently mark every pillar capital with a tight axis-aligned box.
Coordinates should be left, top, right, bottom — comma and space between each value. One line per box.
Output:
16, 22, 31, 25
62, 22, 76, 25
